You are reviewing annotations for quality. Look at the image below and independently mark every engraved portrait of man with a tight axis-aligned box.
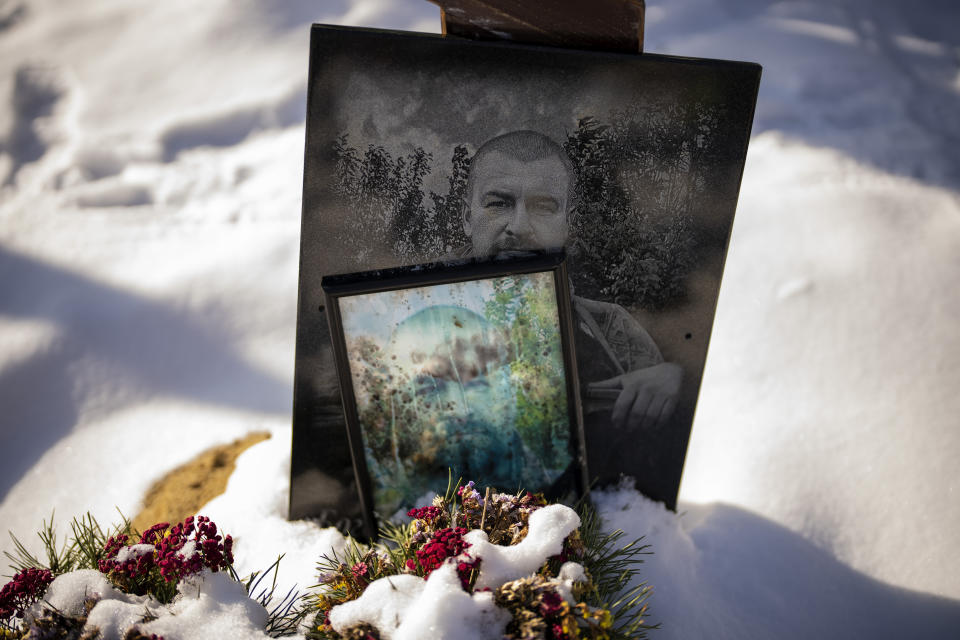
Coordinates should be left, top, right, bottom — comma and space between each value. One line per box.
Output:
456, 130, 683, 440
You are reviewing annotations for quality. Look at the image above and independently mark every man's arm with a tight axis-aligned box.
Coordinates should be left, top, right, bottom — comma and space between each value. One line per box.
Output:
575, 296, 682, 430
574, 295, 662, 370
589, 362, 682, 431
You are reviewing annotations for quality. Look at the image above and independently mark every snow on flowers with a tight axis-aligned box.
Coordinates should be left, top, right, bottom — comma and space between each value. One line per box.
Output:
0, 514, 282, 640
308, 480, 652, 640
98, 516, 234, 603
1, 481, 653, 640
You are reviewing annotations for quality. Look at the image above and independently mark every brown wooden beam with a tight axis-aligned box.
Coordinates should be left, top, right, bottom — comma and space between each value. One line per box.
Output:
427, 0, 645, 53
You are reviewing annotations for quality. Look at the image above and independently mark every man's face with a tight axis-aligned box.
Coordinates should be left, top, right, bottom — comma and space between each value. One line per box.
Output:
464, 151, 571, 256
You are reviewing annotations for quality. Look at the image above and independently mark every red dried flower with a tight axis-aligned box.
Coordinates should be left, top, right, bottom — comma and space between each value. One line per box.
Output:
406, 506, 443, 522
540, 591, 564, 617
406, 526, 479, 590
0, 567, 54, 621
99, 515, 233, 597
455, 557, 481, 590
139, 522, 170, 546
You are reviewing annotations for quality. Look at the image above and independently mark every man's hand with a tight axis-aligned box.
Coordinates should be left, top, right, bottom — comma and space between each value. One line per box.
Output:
588, 362, 683, 431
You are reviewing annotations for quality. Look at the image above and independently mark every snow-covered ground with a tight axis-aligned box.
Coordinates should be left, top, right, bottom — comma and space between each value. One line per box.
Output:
1, 0, 959, 637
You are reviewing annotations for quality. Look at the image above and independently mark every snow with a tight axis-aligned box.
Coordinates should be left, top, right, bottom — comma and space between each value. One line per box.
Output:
86, 598, 160, 640
554, 562, 587, 605
31, 568, 272, 640
31, 569, 128, 619
1, 0, 960, 638
140, 572, 270, 640
115, 543, 154, 563
330, 562, 510, 640
593, 482, 960, 639
199, 428, 349, 593
328, 573, 425, 638
464, 504, 580, 590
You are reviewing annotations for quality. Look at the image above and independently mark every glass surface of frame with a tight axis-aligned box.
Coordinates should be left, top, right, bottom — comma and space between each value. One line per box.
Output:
322, 253, 586, 537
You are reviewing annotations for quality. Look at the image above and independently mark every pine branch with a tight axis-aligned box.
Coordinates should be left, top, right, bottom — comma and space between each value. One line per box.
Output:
577, 501, 657, 639
5, 512, 77, 576
237, 555, 308, 637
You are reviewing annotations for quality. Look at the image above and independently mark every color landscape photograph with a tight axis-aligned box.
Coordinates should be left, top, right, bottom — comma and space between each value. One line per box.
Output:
337, 272, 572, 515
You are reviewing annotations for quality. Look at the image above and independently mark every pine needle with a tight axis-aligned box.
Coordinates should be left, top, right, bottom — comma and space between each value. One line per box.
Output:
5, 512, 77, 576
236, 555, 308, 637
577, 501, 657, 639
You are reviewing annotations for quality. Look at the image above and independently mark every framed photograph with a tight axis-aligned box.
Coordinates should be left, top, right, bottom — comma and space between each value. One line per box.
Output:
291, 24, 761, 528
322, 252, 586, 538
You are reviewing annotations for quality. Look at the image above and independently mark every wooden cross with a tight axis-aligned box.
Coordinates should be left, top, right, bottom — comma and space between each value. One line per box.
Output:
426, 0, 645, 53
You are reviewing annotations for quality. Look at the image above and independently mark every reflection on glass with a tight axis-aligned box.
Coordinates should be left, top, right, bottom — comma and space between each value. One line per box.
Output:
338, 272, 571, 515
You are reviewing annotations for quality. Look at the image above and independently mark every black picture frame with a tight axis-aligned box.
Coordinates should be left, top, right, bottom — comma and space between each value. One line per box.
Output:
291, 24, 760, 529
321, 251, 587, 539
